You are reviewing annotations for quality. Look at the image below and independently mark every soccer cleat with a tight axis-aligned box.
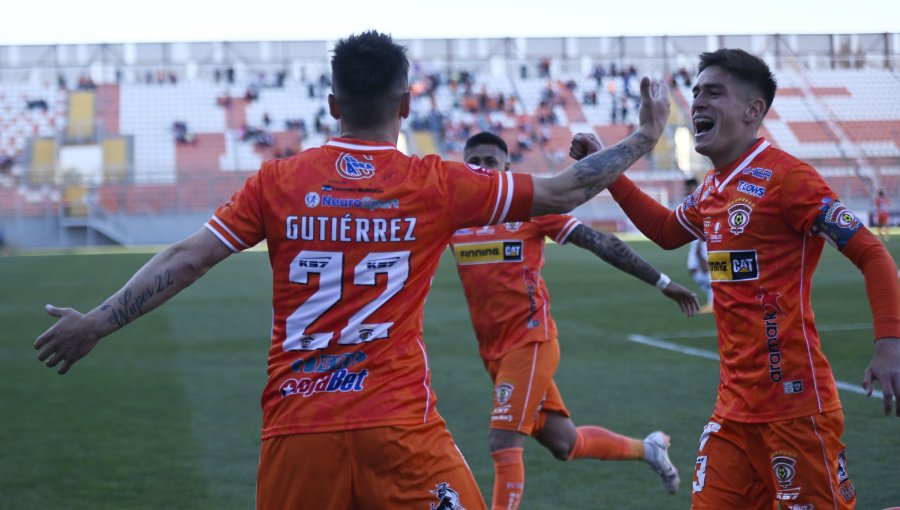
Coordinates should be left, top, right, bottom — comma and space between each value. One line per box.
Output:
643, 431, 680, 495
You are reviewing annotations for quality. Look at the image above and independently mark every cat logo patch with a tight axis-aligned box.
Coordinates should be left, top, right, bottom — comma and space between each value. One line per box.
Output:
708, 250, 759, 282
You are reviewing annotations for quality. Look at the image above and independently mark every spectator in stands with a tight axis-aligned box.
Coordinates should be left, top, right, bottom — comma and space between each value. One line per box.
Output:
875, 189, 890, 241
26, 99, 49, 111
216, 92, 232, 109
262, 113, 271, 128
172, 121, 195, 145
0, 154, 13, 174
77, 75, 96, 90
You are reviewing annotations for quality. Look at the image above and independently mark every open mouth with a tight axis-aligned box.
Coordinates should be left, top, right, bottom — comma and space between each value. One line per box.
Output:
694, 116, 714, 137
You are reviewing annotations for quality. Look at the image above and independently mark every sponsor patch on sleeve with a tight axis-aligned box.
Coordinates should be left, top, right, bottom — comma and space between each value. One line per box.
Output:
708, 250, 759, 282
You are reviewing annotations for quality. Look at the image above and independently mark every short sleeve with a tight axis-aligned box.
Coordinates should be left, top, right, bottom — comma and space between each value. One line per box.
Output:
444, 162, 534, 229
532, 214, 581, 244
205, 168, 266, 252
674, 182, 706, 240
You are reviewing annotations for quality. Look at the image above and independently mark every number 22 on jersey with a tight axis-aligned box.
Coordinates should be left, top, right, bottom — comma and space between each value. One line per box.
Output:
283, 250, 410, 351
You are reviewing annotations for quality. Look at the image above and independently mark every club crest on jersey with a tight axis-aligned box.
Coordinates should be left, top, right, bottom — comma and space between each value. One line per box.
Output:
504, 222, 523, 232
495, 383, 514, 405
727, 200, 753, 234
430, 482, 466, 510
771, 454, 797, 490
465, 163, 492, 177
335, 152, 375, 180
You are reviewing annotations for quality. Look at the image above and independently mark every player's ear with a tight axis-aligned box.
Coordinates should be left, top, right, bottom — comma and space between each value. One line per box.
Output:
503, 162, 511, 171
399, 91, 411, 119
744, 97, 765, 124
328, 94, 341, 120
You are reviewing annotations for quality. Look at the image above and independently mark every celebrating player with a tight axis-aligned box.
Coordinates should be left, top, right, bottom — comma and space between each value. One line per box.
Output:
33, 31, 672, 509
450, 131, 697, 509
570, 48, 900, 509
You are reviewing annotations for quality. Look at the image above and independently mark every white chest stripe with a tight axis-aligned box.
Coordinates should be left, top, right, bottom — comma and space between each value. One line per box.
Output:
715, 141, 770, 193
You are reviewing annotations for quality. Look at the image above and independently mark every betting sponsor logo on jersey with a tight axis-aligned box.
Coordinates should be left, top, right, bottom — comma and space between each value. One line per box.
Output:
278, 368, 369, 398
290, 351, 367, 374
335, 152, 375, 180
454, 228, 473, 236
737, 180, 766, 198
741, 166, 773, 181
475, 226, 495, 235
708, 250, 758, 282
453, 241, 523, 265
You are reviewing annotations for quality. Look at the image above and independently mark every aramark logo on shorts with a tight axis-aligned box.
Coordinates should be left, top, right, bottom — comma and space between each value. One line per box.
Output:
336, 153, 375, 179
278, 368, 369, 398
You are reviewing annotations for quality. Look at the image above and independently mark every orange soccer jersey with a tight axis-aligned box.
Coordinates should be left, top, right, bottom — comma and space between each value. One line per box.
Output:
205, 138, 533, 438
449, 214, 580, 360
675, 138, 857, 422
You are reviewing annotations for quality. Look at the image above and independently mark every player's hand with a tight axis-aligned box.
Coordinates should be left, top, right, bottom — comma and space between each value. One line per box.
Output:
34, 305, 102, 375
661, 282, 700, 317
568, 132, 603, 161
862, 337, 900, 416
637, 77, 670, 141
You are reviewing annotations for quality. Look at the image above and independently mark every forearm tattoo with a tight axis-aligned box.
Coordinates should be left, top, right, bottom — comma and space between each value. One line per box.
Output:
568, 226, 659, 285
101, 268, 175, 328
572, 132, 655, 201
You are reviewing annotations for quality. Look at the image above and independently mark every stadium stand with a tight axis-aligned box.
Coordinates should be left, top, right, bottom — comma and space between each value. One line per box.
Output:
0, 34, 897, 248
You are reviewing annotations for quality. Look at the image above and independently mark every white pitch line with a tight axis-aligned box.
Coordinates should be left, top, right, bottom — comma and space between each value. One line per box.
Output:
628, 334, 883, 399
658, 323, 873, 340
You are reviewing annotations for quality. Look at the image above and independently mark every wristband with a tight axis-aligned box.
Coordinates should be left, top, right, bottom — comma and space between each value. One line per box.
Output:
655, 273, 671, 290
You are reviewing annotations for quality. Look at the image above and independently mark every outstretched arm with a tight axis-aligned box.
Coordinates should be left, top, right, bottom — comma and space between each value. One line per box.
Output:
34, 227, 232, 374
567, 224, 699, 316
568, 133, 695, 250
837, 227, 900, 416
530, 78, 669, 215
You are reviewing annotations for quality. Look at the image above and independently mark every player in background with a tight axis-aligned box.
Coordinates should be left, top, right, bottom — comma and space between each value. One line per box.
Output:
683, 177, 714, 313
570, 48, 900, 509
875, 189, 890, 242
33, 31, 673, 510
450, 132, 698, 509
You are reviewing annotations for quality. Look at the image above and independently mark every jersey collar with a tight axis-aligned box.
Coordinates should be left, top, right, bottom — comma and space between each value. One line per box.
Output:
712, 138, 770, 193
326, 138, 397, 152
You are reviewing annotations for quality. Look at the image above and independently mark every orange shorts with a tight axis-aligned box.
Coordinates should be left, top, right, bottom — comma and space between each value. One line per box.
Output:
257, 418, 486, 510
483, 339, 570, 436
691, 410, 855, 510
878, 212, 889, 226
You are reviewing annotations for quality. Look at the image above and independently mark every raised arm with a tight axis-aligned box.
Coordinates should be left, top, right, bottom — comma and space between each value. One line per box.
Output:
34, 227, 232, 374
567, 224, 699, 316
530, 77, 669, 215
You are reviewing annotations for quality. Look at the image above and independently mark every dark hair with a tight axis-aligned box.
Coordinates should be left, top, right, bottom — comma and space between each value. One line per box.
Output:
698, 48, 777, 113
464, 132, 508, 155
331, 30, 409, 129
685, 177, 699, 187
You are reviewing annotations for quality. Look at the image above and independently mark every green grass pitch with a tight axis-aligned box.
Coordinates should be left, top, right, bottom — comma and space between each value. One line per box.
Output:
2, 240, 899, 509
